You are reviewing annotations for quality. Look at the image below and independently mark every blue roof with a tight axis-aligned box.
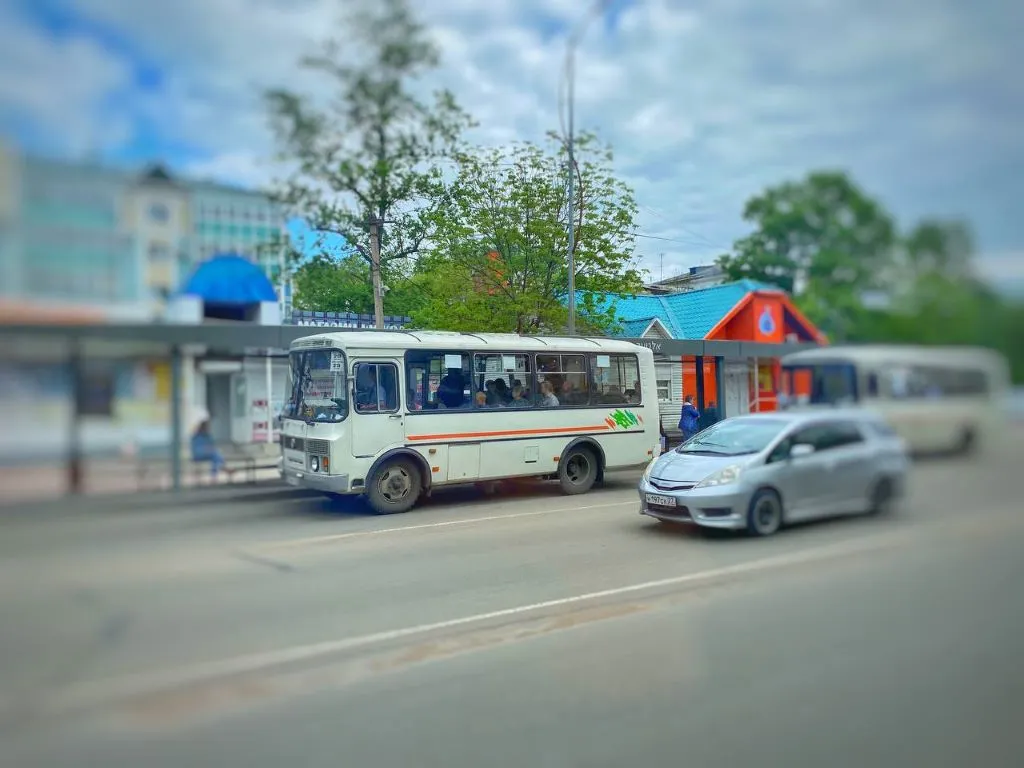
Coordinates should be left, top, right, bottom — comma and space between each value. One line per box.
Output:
180, 253, 278, 305
589, 279, 782, 339
619, 317, 660, 337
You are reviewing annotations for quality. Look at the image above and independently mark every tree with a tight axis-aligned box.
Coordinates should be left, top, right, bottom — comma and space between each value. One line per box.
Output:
412, 132, 644, 333
265, 0, 473, 325
292, 252, 426, 318
717, 171, 898, 329
292, 254, 374, 314
902, 219, 974, 278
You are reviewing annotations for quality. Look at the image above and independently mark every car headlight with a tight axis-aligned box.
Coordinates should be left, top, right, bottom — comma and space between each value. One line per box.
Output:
642, 459, 657, 482
694, 464, 743, 488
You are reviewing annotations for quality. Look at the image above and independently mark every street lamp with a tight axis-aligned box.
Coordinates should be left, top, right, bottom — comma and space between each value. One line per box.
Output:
564, 0, 611, 336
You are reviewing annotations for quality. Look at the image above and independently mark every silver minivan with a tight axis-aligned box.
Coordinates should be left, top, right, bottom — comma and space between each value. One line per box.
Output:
638, 409, 910, 536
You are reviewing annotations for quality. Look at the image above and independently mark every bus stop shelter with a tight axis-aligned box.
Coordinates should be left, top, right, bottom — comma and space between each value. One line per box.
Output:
0, 324, 818, 499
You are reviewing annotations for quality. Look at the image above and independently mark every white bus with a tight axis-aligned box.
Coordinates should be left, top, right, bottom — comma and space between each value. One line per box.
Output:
779, 345, 1011, 454
280, 331, 660, 513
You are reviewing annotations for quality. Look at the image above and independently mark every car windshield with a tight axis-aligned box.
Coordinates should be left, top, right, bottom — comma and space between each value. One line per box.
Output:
678, 417, 789, 456
284, 348, 349, 423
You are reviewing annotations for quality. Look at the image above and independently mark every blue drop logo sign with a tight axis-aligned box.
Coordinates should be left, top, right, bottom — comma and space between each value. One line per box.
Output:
758, 305, 776, 336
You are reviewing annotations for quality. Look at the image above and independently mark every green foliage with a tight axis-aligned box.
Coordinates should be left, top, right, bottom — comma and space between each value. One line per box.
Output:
292, 255, 374, 314
718, 170, 897, 321
265, 0, 473, 268
292, 253, 426, 317
412, 132, 643, 333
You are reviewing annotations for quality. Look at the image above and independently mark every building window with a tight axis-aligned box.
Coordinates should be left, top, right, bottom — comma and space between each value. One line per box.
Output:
148, 244, 171, 261
657, 379, 671, 402
149, 202, 170, 223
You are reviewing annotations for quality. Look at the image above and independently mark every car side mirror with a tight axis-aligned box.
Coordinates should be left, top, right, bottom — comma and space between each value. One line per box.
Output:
789, 444, 815, 459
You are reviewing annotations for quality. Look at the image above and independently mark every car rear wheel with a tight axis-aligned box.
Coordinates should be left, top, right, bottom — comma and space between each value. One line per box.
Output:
746, 489, 784, 537
868, 477, 896, 516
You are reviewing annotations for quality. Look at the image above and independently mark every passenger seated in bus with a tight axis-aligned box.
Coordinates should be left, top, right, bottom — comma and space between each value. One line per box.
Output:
539, 380, 559, 407
437, 372, 464, 408
492, 378, 511, 405
474, 391, 487, 407
561, 379, 580, 405
510, 385, 528, 406
484, 380, 502, 407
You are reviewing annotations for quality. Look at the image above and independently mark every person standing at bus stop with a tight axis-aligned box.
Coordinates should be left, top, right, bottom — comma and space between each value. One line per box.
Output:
678, 395, 701, 442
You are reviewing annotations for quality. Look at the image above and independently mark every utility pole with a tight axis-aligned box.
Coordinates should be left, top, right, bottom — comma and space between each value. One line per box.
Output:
564, 0, 610, 337
660, 252, 665, 282
566, 48, 577, 337
368, 217, 384, 329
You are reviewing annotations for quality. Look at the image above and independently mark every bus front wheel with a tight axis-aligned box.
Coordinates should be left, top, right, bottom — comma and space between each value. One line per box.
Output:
367, 459, 422, 515
558, 447, 598, 495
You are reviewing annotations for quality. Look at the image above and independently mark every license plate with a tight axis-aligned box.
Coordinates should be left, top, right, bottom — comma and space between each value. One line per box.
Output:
645, 493, 676, 507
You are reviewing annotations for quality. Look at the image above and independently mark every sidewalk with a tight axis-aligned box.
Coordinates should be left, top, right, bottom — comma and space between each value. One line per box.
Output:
0, 457, 287, 507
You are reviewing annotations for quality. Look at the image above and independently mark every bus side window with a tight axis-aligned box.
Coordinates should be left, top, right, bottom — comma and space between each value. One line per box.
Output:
405, 350, 471, 410
354, 362, 399, 413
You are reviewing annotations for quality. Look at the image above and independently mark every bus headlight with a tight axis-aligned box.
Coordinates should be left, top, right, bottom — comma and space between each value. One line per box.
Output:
311, 455, 320, 472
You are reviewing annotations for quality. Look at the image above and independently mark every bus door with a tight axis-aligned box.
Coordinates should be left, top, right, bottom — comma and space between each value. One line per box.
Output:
351, 359, 404, 458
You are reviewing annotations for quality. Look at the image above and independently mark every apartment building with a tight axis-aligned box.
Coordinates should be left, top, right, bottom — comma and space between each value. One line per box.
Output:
0, 144, 286, 322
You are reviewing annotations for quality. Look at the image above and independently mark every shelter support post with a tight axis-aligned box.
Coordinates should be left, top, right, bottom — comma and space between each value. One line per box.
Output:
264, 355, 274, 444
752, 356, 761, 413
714, 356, 725, 418
170, 345, 183, 491
66, 341, 83, 495
694, 355, 706, 412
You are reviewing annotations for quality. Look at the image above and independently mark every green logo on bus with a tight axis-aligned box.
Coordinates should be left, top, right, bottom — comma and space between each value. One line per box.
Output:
606, 409, 641, 429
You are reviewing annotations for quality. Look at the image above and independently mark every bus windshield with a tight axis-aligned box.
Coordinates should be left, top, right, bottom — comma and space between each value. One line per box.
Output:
781, 363, 859, 406
284, 348, 349, 423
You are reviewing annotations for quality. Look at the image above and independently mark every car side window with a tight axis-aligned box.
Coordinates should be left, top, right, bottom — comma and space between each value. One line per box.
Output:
866, 420, 898, 438
817, 422, 865, 451
767, 435, 794, 464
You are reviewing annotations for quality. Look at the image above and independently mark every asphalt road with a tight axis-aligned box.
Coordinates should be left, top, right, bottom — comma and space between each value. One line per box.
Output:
1, 433, 1023, 767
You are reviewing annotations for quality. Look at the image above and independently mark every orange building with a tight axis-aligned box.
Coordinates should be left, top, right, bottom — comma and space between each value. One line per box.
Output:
602, 280, 826, 420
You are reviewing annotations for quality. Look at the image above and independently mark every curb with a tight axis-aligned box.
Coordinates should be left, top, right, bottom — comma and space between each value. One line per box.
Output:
0, 482, 320, 520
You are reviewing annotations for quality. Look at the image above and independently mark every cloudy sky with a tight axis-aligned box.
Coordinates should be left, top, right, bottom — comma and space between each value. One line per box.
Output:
2, 0, 1022, 285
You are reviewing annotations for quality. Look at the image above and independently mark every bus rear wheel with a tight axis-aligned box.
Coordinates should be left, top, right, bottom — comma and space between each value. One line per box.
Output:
558, 447, 598, 495
367, 459, 421, 515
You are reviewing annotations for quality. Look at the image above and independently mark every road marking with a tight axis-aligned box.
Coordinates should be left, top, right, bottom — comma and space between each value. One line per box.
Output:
263, 499, 637, 549
40, 529, 907, 714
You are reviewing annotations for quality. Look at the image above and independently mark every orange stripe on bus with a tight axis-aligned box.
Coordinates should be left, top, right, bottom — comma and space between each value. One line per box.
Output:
407, 425, 611, 442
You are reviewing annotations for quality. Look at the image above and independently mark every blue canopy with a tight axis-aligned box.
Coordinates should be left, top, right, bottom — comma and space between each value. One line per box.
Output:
180, 253, 277, 305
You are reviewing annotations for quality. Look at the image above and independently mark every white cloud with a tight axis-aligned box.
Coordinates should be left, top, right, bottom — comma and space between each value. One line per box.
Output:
3, 0, 1021, 284
0, 7, 135, 155
976, 251, 1024, 283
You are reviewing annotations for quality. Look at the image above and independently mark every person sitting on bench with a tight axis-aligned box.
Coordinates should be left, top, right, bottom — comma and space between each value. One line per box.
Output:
191, 419, 226, 480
